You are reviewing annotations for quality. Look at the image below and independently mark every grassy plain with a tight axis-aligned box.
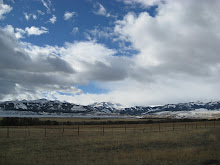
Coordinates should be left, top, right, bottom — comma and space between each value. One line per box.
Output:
0, 120, 219, 165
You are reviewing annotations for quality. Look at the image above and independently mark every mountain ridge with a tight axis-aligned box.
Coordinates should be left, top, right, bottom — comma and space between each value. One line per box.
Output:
0, 99, 220, 119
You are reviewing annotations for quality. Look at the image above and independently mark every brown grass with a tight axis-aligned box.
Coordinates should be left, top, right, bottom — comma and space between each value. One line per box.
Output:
0, 121, 219, 165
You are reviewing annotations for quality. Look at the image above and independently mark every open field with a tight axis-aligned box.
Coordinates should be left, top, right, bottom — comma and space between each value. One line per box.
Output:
0, 116, 166, 123
0, 120, 219, 165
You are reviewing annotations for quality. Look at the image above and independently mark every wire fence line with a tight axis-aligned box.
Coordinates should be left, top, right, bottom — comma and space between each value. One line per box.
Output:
0, 121, 217, 138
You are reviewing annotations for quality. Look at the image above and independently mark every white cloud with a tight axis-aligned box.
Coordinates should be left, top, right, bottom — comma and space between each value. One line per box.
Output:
24, 13, 38, 21
61, 41, 117, 75
86, 26, 114, 40
93, 2, 110, 17
2, 25, 25, 39
15, 27, 25, 39
120, 0, 163, 7
0, 25, 130, 102
111, 0, 220, 105
64, 11, 77, 20
0, 26, 76, 100
93, 2, 111, 17
24, 12, 31, 20
48, 14, 56, 24
25, 26, 48, 36
41, 0, 51, 13
1, 25, 128, 102
2, 25, 48, 39
115, 0, 220, 71
0, 0, 13, 20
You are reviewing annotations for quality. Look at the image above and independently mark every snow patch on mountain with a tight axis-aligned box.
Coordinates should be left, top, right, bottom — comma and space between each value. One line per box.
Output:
150, 108, 220, 119
91, 102, 124, 109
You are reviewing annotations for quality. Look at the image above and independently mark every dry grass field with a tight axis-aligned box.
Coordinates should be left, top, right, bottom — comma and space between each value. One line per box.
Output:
0, 120, 219, 165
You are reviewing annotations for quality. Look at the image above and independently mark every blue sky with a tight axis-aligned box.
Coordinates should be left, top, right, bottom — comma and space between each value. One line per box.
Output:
1, 0, 158, 50
2, 0, 151, 45
0, 0, 220, 106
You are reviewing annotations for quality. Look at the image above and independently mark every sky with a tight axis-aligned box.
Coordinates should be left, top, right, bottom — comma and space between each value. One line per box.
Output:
0, 0, 220, 106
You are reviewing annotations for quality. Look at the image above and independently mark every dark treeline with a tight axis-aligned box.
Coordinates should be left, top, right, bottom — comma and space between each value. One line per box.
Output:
0, 117, 220, 126
0, 117, 59, 126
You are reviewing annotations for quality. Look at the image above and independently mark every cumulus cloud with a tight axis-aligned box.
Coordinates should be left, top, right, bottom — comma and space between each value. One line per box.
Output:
2, 25, 48, 39
25, 26, 48, 36
64, 11, 77, 21
61, 41, 132, 84
111, 0, 220, 105
0, 25, 130, 101
115, 0, 220, 76
0, 26, 77, 100
0, 0, 12, 20
15, 27, 25, 39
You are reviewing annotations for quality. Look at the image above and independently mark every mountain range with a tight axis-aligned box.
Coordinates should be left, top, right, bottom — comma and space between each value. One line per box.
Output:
0, 99, 220, 119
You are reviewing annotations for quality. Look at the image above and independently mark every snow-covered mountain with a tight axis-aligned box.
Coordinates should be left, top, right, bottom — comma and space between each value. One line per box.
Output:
0, 99, 90, 118
0, 100, 220, 118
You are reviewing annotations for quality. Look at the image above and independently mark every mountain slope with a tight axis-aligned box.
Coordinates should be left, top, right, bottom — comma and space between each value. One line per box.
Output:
0, 100, 220, 118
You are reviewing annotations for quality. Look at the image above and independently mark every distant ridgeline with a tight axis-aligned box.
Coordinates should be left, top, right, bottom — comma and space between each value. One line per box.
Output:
0, 100, 220, 116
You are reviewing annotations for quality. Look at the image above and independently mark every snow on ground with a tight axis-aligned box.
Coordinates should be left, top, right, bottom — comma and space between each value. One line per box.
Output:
154, 108, 220, 119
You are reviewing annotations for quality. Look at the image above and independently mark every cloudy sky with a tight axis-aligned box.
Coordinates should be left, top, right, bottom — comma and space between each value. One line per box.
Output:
0, 0, 220, 106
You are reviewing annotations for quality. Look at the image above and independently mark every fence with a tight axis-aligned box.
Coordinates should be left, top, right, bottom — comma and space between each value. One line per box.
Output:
0, 121, 218, 138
